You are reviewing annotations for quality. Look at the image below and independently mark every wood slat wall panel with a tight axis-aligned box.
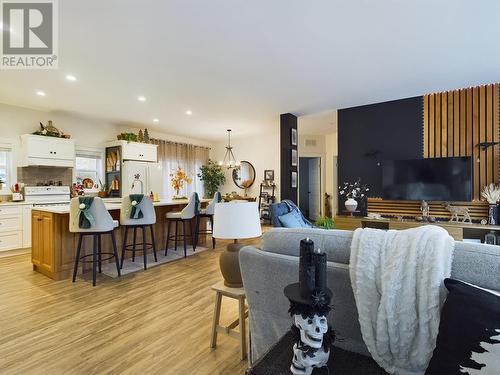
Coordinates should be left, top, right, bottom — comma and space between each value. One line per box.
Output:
494, 84, 499, 183
423, 95, 429, 157
460, 89, 466, 156
442, 92, 448, 157
487, 85, 494, 184
448, 92, 454, 156
473, 87, 480, 200
479, 86, 486, 194
454, 90, 460, 156
435, 94, 442, 157
429, 95, 435, 157
421, 84, 499, 201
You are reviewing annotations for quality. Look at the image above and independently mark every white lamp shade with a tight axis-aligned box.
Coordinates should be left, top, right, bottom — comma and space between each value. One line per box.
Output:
213, 202, 262, 239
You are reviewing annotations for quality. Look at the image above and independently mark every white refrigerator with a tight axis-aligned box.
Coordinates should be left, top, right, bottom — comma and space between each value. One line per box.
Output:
122, 161, 163, 197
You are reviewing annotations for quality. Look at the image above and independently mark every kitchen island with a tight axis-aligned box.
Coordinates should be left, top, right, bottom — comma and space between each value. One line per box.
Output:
31, 199, 210, 280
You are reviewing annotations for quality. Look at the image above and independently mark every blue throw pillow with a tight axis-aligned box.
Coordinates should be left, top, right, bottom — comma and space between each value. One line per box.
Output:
278, 211, 304, 228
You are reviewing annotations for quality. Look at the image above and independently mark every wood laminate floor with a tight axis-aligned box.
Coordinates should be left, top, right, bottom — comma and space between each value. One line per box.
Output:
0, 236, 263, 375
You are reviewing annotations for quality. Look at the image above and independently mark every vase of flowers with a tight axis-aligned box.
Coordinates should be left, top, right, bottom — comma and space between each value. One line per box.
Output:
481, 183, 500, 225
339, 179, 369, 214
170, 166, 192, 199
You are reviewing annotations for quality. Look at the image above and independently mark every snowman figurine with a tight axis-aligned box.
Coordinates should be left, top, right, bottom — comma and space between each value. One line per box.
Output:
284, 238, 334, 375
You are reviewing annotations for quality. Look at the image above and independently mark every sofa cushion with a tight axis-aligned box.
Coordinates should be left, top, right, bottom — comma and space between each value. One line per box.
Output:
277, 211, 304, 228
261, 227, 353, 264
426, 278, 500, 375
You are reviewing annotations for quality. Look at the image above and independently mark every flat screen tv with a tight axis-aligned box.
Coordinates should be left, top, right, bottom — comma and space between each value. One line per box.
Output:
382, 157, 472, 201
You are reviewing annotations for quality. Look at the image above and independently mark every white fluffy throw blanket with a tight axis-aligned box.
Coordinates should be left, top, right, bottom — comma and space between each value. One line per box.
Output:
350, 226, 454, 375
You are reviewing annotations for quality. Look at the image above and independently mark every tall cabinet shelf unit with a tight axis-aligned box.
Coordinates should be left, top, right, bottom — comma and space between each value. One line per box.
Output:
259, 182, 276, 224
105, 141, 158, 198
105, 146, 122, 198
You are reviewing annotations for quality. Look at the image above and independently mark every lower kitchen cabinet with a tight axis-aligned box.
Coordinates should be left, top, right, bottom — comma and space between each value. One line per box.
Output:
31, 211, 54, 276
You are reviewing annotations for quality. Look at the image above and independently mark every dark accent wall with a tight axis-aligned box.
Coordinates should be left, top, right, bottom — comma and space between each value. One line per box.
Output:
337, 97, 423, 213
280, 113, 298, 203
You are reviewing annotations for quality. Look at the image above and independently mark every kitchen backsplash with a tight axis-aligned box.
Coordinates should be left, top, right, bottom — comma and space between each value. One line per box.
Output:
17, 167, 73, 187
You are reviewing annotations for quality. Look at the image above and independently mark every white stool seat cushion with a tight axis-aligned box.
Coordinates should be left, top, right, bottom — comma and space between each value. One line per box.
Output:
120, 196, 156, 226
113, 220, 119, 228
69, 197, 115, 233
203, 192, 220, 216
166, 211, 182, 219
166, 193, 198, 220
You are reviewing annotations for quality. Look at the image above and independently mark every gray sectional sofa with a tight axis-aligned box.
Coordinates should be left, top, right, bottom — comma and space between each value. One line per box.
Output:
239, 227, 500, 363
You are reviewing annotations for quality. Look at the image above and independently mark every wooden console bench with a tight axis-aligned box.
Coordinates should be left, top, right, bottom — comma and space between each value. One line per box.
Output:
335, 215, 500, 242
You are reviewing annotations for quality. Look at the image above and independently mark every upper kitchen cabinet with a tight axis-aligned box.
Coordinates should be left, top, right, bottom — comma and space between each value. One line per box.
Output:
108, 140, 158, 162
20, 134, 75, 167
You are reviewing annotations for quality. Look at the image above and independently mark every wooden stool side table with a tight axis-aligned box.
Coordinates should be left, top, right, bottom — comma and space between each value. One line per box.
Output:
210, 281, 248, 360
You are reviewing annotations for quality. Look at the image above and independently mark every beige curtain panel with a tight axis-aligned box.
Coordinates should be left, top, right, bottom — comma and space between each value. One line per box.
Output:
152, 139, 210, 198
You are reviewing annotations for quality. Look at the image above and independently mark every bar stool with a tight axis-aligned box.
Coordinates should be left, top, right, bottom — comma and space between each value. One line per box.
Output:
120, 195, 157, 270
195, 192, 221, 249
69, 197, 121, 287
165, 192, 198, 258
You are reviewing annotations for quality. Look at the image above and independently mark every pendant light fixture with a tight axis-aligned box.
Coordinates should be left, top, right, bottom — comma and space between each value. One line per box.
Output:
219, 129, 240, 169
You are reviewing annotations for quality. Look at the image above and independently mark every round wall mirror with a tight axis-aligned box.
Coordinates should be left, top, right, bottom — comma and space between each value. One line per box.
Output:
232, 161, 256, 189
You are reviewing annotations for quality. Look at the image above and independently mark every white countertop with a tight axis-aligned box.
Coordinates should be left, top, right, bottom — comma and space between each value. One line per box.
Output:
0, 201, 36, 206
31, 198, 211, 214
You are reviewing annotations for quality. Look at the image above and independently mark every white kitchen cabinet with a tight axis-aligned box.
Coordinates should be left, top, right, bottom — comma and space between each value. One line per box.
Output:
22, 205, 32, 248
0, 231, 23, 251
0, 204, 24, 251
117, 141, 157, 162
20, 134, 75, 167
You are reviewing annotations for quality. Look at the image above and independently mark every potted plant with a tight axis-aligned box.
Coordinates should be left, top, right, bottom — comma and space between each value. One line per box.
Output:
315, 216, 334, 229
339, 179, 369, 213
198, 159, 226, 198
170, 166, 192, 199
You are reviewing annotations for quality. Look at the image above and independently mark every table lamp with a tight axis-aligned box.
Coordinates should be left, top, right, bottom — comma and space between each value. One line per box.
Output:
213, 201, 262, 287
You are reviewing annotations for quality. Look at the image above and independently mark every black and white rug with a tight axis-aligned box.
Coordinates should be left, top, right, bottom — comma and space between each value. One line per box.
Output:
101, 245, 210, 277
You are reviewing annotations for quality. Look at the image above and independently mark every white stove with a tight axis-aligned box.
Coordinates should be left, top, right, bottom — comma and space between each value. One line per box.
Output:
24, 186, 71, 205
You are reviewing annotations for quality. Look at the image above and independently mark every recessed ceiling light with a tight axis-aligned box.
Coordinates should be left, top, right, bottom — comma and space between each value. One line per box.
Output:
137, 96, 146, 102
65, 74, 77, 81
185, 110, 193, 115
36, 91, 46, 96
153, 118, 159, 123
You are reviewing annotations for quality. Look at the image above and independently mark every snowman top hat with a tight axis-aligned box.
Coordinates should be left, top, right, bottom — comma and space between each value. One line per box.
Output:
284, 238, 332, 309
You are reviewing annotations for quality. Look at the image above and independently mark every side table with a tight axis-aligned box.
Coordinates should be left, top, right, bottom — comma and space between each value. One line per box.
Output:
210, 281, 248, 360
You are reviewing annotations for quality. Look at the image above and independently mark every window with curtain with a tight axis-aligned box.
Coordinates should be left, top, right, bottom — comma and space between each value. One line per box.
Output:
0, 149, 11, 191
152, 139, 210, 199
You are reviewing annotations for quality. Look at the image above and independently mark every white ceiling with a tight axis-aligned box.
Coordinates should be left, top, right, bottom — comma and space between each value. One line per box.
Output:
1, 0, 499, 141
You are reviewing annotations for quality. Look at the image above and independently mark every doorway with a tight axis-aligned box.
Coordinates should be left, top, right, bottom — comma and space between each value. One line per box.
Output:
299, 157, 321, 221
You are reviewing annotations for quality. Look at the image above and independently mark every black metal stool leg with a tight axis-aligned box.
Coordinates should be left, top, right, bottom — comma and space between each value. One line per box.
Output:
132, 226, 137, 262
92, 234, 98, 287
165, 220, 171, 256
111, 230, 121, 277
182, 220, 187, 257
72, 233, 83, 282
98, 234, 102, 273
195, 215, 200, 250
189, 219, 195, 252
120, 226, 129, 269
210, 215, 216, 249
174, 220, 179, 251
142, 225, 147, 270
150, 224, 158, 262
